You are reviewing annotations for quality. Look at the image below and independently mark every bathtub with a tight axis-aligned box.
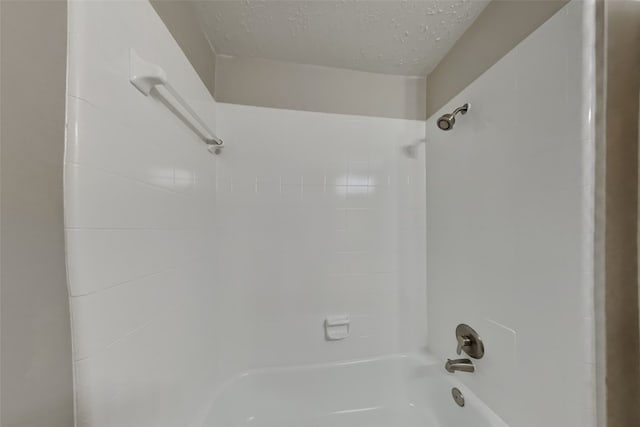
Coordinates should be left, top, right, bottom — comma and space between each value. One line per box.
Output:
201, 354, 508, 427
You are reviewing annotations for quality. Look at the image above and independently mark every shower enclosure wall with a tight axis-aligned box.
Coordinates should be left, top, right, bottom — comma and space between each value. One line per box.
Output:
63, 1, 597, 426
426, 2, 595, 425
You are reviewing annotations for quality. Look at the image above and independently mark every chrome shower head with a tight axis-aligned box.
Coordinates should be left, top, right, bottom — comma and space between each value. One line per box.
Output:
437, 103, 469, 131
436, 114, 456, 131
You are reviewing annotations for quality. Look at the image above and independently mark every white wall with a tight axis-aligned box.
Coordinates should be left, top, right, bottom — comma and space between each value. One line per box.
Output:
65, 2, 233, 426
215, 103, 427, 368
65, 2, 428, 426
425, 2, 595, 427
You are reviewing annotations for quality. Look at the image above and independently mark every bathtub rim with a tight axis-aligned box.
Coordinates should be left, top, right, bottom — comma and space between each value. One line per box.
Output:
192, 352, 509, 427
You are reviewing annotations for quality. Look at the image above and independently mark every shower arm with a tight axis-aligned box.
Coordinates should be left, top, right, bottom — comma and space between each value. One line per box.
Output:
451, 104, 469, 117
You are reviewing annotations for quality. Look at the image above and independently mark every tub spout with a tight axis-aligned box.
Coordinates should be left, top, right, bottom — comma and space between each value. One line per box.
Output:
445, 358, 475, 373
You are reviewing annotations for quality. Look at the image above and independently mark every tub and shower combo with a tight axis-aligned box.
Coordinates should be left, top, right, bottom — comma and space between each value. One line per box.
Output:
64, 1, 597, 426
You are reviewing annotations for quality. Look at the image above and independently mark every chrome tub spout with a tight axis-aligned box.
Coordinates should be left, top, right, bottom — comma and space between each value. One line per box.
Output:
445, 358, 475, 373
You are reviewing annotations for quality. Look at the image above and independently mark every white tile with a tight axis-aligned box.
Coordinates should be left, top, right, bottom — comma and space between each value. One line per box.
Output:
216, 103, 426, 369
70, 269, 179, 360
65, 229, 179, 296
65, 163, 195, 229
66, 2, 223, 426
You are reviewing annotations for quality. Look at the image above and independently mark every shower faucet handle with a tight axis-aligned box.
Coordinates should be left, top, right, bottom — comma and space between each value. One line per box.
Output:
456, 335, 473, 355
454, 324, 485, 359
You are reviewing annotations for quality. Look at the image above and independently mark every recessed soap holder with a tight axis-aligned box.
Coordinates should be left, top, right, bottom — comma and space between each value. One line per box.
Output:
325, 315, 350, 341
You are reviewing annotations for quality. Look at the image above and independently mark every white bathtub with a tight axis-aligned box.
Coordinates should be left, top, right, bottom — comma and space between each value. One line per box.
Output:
201, 355, 508, 427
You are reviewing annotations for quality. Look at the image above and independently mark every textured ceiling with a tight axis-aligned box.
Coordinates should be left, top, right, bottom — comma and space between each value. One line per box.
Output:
194, 0, 490, 77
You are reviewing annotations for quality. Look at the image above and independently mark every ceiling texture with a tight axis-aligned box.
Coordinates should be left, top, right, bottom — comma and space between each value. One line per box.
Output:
194, 0, 490, 77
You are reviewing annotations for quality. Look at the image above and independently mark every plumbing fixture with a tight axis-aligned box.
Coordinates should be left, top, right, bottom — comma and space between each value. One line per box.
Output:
445, 358, 475, 373
451, 387, 465, 407
455, 323, 485, 359
436, 103, 469, 131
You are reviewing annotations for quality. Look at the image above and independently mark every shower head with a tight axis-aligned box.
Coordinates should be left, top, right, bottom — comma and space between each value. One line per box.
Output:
437, 103, 469, 131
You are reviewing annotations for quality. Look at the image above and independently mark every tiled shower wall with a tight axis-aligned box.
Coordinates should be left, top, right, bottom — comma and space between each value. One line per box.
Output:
65, 1, 427, 426
216, 104, 427, 368
65, 2, 228, 426
425, 2, 595, 427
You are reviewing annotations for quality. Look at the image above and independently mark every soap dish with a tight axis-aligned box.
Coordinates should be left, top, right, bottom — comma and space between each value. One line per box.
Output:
325, 315, 350, 341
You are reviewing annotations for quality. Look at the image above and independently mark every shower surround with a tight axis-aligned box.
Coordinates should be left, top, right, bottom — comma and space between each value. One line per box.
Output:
63, 1, 596, 427
425, 2, 596, 426
215, 103, 427, 369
